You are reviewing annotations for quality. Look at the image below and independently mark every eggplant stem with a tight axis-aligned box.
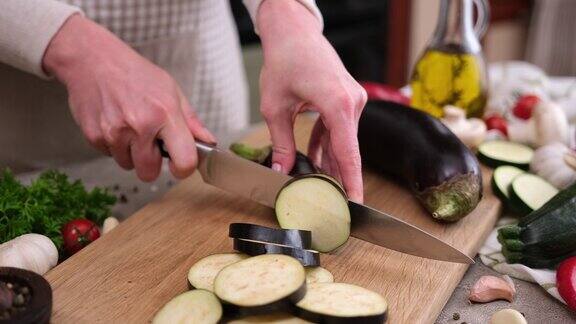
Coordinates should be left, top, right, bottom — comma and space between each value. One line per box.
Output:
416, 172, 482, 222
229, 143, 271, 164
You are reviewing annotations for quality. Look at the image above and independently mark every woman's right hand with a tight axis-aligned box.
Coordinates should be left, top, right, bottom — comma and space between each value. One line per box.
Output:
43, 15, 215, 182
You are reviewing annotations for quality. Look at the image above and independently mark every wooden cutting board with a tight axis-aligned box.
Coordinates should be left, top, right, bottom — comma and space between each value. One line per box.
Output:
46, 115, 501, 324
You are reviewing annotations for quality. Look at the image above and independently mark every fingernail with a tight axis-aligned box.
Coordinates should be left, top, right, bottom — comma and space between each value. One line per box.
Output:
272, 163, 282, 173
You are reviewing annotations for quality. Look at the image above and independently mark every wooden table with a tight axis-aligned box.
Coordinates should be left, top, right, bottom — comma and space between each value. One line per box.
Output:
46, 115, 501, 323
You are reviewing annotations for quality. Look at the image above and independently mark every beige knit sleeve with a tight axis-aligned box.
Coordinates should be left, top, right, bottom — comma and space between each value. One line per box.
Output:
0, 0, 83, 79
242, 0, 324, 34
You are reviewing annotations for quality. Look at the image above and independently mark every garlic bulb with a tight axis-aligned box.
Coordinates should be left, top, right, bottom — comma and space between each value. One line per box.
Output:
530, 142, 576, 189
440, 105, 487, 148
0, 234, 58, 275
509, 101, 569, 148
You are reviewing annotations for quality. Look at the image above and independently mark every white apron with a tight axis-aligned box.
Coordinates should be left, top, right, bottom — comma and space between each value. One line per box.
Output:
0, 0, 248, 172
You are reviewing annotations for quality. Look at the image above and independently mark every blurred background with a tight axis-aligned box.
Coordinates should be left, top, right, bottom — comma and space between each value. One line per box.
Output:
233, 0, 574, 122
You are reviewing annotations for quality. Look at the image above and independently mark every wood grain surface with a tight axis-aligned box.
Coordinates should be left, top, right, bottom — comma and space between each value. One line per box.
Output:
46, 115, 501, 324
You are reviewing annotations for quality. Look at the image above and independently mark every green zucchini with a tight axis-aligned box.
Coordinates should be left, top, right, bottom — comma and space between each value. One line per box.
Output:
491, 166, 525, 202
508, 173, 558, 216
478, 141, 534, 169
498, 182, 576, 269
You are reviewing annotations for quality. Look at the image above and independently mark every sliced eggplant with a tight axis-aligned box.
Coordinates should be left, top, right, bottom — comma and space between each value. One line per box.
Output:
275, 174, 350, 252
230, 143, 317, 176
214, 254, 306, 316
152, 289, 222, 324
295, 283, 387, 324
187, 253, 249, 291
233, 238, 320, 267
491, 166, 525, 201
305, 267, 334, 284
229, 223, 312, 249
509, 173, 558, 216
228, 313, 313, 323
358, 100, 482, 222
478, 141, 534, 170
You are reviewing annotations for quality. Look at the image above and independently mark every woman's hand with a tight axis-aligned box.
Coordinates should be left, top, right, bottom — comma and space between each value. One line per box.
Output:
257, 1, 367, 202
43, 15, 215, 181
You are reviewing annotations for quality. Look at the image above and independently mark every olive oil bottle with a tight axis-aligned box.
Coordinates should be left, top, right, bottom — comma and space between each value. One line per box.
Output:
410, 0, 489, 118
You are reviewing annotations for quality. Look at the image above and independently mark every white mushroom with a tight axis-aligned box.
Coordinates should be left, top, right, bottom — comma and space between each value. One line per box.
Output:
440, 105, 487, 148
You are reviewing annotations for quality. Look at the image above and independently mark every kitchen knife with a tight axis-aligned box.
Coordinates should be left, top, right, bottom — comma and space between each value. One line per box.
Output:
158, 140, 473, 264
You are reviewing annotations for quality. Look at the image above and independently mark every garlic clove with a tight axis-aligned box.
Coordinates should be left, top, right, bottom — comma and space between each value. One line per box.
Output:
490, 309, 527, 324
469, 275, 516, 303
103, 216, 120, 234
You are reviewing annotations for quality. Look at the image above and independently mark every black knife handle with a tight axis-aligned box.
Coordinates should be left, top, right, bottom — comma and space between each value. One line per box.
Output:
156, 139, 170, 158
156, 139, 214, 160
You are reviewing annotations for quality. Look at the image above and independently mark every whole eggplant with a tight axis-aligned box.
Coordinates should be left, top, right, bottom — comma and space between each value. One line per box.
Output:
358, 100, 482, 221
229, 143, 317, 176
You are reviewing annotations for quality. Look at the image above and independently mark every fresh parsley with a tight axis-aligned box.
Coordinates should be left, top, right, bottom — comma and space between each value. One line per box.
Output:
0, 169, 116, 249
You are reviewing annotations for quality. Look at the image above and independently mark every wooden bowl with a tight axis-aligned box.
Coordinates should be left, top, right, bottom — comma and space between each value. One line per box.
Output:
0, 267, 52, 324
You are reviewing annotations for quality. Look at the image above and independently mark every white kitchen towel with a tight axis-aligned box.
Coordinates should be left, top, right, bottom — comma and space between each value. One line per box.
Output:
479, 217, 565, 304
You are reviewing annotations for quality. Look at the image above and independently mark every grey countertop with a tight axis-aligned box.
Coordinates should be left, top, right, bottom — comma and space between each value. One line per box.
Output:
19, 155, 576, 324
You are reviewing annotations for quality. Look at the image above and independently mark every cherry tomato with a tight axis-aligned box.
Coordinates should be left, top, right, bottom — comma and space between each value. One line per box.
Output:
62, 219, 100, 255
484, 114, 508, 136
557, 256, 576, 311
512, 94, 540, 120
360, 81, 410, 105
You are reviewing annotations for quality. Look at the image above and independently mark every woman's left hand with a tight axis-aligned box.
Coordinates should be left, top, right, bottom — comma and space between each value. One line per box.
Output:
257, 1, 367, 202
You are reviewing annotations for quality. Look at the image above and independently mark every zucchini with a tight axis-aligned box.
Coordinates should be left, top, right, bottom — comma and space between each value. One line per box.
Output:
358, 100, 482, 222
275, 174, 350, 252
214, 254, 306, 316
152, 290, 222, 324
187, 253, 248, 291
478, 141, 534, 170
228, 223, 312, 249
508, 173, 558, 216
233, 239, 320, 267
295, 283, 387, 324
305, 267, 334, 284
491, 166, 525, 202
498, 182, 576, 269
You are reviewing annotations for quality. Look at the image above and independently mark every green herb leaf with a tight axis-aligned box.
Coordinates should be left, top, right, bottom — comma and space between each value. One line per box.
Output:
0, 169, 116, 249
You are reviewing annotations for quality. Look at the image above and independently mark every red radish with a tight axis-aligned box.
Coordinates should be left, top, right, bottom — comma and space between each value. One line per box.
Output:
513, 94, 540, 120
62, 219, 100, 255
557, 256, 576, 310
484, 114, 508, 136
360, 81, 410, 105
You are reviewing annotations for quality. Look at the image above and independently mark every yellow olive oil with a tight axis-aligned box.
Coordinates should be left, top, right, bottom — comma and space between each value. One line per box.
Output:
410, 49, 487, 118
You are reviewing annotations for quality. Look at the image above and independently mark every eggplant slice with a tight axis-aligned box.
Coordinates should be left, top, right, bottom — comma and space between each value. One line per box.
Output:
152, 289, 222, 324
233, 238, 320, 267
187, 253, 249, 291
295, 283, 388, 324
214, 254, 307, 316
275, 174, 350, 253
229, 223, 312, 249
230, 143, 317, 176
228, 313, 313, 323
305, 267, 334, 284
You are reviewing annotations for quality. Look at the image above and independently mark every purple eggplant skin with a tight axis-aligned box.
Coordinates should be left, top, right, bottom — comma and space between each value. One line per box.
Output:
229, 143, 317, 176
358, 100, 483, 222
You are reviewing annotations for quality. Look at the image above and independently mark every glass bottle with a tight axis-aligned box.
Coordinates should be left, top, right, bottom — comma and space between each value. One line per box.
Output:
410, 0, 490, 118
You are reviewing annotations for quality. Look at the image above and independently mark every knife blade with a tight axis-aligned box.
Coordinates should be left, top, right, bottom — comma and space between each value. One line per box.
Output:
158, 141, 473, 264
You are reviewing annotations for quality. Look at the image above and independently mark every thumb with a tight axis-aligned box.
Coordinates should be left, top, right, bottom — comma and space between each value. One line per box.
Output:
264, 112, 296, 174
